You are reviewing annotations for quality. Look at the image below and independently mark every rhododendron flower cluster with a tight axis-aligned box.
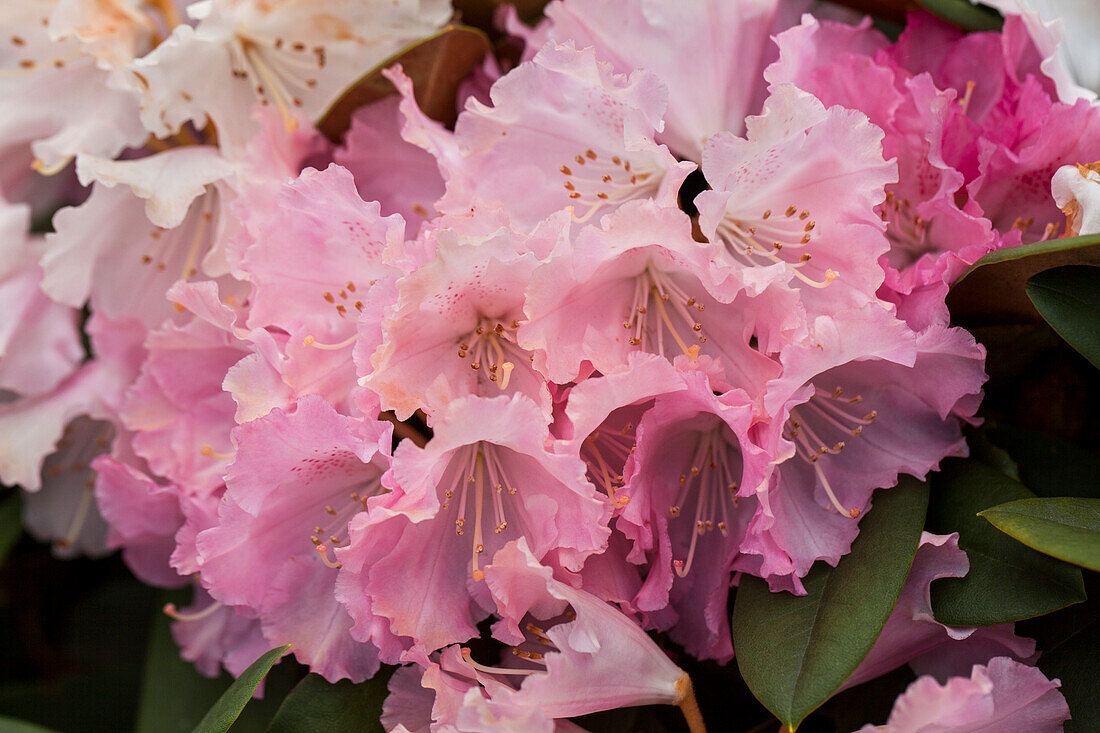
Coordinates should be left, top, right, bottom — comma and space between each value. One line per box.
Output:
0, 0, 1093, 731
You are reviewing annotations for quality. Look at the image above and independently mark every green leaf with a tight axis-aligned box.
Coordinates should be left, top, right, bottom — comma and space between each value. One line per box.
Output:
732, 477, 929, 731
0, 716, 61, 733
190, 645, 289, 733
987, 426, 1100, 499
928, 460, 1086, 625
1037, 617, 1100, 732
267, 670, 392, 733
914, 0, 1003, 31
947, 233, 1100, 326
1026, 266, 1100, 368
979, 497, 1100, 572
0, 492, 23, 566
317, 25, 491, 141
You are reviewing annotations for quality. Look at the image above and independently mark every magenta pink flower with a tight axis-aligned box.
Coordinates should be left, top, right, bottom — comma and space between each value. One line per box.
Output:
336, 393, 610, 655
519, 199, 792, 392
430, 42, 693, 233
859, 657, 1069, 733
617, 368, 771, 661
196, 395, 397, 681
334, 95, 446, 233
471, 538, 692, 718
365, 213, 553, 421
747, 306, 985, 589
93, 451, 184, 587
382, 540, 696, 730
538, 0, 799, 160
695, 83, 897, 319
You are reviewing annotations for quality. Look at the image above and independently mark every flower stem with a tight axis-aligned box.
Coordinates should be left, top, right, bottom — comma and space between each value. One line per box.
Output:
675, 672, 707, 733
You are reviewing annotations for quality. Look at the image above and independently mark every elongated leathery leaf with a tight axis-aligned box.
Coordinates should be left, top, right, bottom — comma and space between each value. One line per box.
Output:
947, 232, 1100, 326
732, 477, 929, 731
317, 25, 490, 141
928, 460, 1086, 625
980, 497, 1100, 572
190, 646, 289, 733
1027, 265, 1100, 368
267, 670, 393, 733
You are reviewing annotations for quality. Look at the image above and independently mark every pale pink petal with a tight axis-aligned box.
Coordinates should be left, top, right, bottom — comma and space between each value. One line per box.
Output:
861, 657, 1070, 733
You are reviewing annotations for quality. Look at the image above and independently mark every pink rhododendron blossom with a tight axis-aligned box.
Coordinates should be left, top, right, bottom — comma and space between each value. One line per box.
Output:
334, 95, 446, 233
750, 307, 985, 588
696, 83, 897, 319
93, 451, 185, 587
859, 657, 1070, 733
0, 313, 140, 491
0, 226, 83, 396
381, 646, 583, 733
196, 395, 396, 681
539, 0, 797, 159
366, 214, 555, 421
845, 533, 1035, 691
168, 584, 271, 679
556, 351, 684, 509
763, 15, 999, 329
427, 42, 693, 233
520, 199, 791, 391
336, 394, 610, 655
618, 369, 771, 661
119, 314, 244, 496
980, 0, 1100, 103
466, 538, 692, 718
237, 163, 404, 411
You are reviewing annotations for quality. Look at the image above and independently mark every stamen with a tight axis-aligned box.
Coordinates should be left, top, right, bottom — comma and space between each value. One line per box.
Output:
200, 445, 235, 460
460, 647, 541, 677
302, 334, 357, 350
31, 156, 73, 176
163, 601, 223, 622
240, 40, 299, 132
471, 451, 486, 581
54, 485, 95, 551
814, 463, 860, 518
314, 543, 343, 568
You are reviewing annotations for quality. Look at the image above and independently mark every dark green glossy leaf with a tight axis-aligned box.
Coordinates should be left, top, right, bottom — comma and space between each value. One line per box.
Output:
928, 461, 1086, 625
947, 233, 1100, 326
1037, 617, 1100, 732
0, 716, 61, 733
915, 0, 1003, 31
317, 25, 490, 141
0, 492, 22, 566
1026, 266, 1100, 368
732, 478, 929, 731
267, 670, 392, 733
980, 497, 1100, 572
190, 646, 289, 733
987, 426, 1100, 500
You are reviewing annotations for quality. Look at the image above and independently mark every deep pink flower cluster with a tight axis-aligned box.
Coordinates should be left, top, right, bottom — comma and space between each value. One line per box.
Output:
1, 0, 1087, 729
